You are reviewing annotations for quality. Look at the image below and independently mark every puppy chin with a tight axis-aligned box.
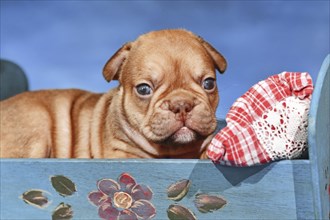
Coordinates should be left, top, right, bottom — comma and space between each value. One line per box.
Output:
170, 127, 197, 144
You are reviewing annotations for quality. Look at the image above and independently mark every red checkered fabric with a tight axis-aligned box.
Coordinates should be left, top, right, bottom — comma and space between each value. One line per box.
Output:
207, 72, 313, 166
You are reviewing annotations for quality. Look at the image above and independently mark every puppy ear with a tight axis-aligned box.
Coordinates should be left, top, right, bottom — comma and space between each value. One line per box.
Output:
198, 37, 227, 74
103, 42, 132, 82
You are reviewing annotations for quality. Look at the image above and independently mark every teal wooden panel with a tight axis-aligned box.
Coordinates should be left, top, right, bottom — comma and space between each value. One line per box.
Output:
308, 54, 330, 219
0, 159, 313, 220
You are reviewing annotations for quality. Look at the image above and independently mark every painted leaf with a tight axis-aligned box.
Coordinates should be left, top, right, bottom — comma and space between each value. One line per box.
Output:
52, 203, 73, 220
167, 204, 197, 220
194, 193, 227, 213
50, 175, 76, 197
21, 189, 51, 209
167, 179, 191, 201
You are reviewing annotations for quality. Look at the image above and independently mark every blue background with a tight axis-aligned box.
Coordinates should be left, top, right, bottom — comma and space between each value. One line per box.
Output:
1, 1, 329, 118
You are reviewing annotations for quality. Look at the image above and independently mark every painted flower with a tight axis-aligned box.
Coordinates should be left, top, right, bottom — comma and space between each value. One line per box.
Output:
88, 172, 156, 220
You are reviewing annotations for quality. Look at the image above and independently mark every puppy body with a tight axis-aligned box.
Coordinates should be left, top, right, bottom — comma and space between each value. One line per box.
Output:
0, 29, 226, 158
1, 89, 98, 158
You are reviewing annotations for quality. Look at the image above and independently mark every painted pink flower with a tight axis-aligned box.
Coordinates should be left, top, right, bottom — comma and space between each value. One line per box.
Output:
88, 172, 156, 220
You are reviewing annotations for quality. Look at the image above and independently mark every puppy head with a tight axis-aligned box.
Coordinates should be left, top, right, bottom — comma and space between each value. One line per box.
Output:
103, 29, 227, 155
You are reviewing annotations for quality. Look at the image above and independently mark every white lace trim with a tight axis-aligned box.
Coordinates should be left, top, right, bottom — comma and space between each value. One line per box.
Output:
252, 96, 309, 160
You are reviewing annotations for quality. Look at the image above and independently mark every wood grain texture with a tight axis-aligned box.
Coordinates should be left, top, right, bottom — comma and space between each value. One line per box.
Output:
1, 159, 314, 219
308, 54, 330, 220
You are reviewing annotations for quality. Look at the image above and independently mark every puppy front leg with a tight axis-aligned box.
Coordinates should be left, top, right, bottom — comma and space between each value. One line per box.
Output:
199, 150, 209, 160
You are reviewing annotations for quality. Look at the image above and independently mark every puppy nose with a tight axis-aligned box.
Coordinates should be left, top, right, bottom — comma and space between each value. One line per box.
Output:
169, 100, 194, 115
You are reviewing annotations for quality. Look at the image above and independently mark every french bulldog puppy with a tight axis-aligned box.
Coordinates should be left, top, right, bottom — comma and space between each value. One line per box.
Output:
0, 29, 226, 158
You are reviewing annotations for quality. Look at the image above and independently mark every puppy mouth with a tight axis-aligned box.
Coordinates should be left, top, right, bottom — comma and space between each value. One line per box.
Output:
164, 126, 200, 145
146, 100, 217, 146
148, 116, 217, 146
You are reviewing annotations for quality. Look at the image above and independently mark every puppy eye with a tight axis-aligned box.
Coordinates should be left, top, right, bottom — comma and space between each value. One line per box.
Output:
136, 83, 152, 96
202, 78, 216, 91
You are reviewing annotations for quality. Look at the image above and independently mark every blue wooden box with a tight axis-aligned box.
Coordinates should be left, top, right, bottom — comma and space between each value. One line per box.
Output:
1, 55, 329, 220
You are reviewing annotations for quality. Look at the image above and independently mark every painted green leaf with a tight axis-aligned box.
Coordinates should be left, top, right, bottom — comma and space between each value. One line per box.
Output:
20, 189, 51, 209
194, 193, 227, 213
167, 179, 191, 201
50, 175, 76, 197
167, 204, 197, 220
52, 203, 73, 220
